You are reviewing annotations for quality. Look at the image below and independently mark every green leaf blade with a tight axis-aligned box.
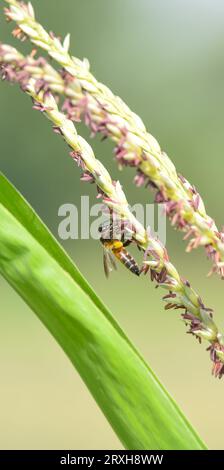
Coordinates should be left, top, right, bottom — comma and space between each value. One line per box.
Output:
0, 173, 206, 450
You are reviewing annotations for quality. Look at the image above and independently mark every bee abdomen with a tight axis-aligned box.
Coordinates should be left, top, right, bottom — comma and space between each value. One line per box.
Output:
116, 249, 140, 276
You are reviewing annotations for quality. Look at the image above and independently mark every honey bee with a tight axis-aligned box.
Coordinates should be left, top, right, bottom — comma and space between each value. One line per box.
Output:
99, 220, 141, 277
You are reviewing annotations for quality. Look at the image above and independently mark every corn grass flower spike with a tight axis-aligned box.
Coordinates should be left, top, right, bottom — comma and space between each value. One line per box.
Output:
4, 0, 224, 279
1, 51, 224, 378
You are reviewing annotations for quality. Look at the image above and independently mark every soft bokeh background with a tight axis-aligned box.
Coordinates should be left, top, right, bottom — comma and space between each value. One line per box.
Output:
1, 0, 224, 450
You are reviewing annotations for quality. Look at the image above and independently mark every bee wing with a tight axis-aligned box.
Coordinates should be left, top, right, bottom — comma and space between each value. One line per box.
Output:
108, 250, 117, 271
103, 247, 117, 278
103, 249, 111, 278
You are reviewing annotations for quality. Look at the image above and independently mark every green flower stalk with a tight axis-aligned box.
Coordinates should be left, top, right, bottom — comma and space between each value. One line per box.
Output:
1, 49, 224, 377
4, 0, 224, 279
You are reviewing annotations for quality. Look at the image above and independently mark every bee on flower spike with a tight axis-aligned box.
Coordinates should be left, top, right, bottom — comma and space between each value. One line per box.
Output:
99, 220, 141, 277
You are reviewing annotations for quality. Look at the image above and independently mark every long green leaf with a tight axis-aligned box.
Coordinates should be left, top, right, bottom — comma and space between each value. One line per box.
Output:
0, 173, 206, 450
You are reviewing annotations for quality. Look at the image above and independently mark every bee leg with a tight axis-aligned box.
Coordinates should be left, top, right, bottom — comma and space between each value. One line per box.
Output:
123, 239, 132, 247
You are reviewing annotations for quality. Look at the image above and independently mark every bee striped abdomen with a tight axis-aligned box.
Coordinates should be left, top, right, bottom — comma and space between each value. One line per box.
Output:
114, 248, 140, 276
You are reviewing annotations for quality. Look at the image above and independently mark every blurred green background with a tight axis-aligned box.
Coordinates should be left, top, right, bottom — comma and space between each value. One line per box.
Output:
1, 0, 224, 450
